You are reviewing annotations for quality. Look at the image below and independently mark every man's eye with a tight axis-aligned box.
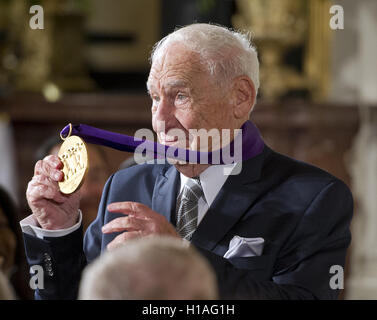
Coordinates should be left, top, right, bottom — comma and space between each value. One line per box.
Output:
176, 93, 187, 101
152, 95, 160, 102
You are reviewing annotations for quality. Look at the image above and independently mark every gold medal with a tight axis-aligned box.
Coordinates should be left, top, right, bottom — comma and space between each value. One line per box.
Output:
58, 124, 88, 194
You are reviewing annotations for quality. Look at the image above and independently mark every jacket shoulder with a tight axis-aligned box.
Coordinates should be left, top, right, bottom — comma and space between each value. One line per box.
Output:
262, 147, 353, 208
110, 161, 171, 188
266, 148, 348, 186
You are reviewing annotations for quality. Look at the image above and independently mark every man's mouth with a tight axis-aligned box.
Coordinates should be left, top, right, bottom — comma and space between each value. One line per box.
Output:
159, 132, 179, 144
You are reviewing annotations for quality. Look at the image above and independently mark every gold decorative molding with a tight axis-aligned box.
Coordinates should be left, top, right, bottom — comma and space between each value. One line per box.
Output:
14, 0, 94, 92
305, 0, 333, 101
233, 0, 332, 102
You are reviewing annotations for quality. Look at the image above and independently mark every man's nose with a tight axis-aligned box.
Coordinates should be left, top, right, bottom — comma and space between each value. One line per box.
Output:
155, 97, 174, 122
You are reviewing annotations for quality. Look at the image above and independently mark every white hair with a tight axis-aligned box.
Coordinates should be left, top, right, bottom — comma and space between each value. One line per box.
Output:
151, 23, 260, 103
79, 236, 218, 300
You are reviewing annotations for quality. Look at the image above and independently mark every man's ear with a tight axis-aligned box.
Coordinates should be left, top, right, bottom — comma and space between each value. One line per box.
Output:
231, 76, 256, 119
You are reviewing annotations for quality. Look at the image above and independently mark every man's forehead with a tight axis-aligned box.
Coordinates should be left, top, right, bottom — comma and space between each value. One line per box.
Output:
147, 78, 189, 91
147, 55, 207, 90
147, 69, 201, 93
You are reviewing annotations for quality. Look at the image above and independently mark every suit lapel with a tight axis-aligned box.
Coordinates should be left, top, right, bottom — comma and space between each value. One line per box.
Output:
152, 164, 180, 225
191, 146, 271, 251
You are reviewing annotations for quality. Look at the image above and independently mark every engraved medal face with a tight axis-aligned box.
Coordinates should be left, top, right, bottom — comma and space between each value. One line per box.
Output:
58, 136, 88, 194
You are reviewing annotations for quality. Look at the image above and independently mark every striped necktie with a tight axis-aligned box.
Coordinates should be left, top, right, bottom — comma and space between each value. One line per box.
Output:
176, 177, 204, 241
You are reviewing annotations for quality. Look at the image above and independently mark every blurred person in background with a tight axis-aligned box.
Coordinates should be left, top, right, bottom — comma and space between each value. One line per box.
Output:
0, 269, 15, 300
79, 236, 218, 300
35, 136, 111, 232
0, 187, 31, 299
0, 196, 16, 276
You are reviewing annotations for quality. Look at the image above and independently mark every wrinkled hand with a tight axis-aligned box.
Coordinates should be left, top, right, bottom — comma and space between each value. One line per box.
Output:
26, 155, 81, 230
102, 202, 181, 250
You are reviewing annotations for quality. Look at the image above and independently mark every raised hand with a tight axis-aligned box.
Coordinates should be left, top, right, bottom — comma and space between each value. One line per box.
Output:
102, 202, 181, 250
26, 155, 81, 230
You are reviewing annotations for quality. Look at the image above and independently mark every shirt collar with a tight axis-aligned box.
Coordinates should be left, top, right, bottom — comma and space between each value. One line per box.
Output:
179, 163, 235, 207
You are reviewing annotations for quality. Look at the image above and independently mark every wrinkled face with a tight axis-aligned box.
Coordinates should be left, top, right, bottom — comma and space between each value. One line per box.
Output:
147, 43, 235, 152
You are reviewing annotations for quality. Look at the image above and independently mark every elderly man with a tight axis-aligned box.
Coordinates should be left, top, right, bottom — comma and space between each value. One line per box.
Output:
22, 23, 353, 300
78, 236, 218, 300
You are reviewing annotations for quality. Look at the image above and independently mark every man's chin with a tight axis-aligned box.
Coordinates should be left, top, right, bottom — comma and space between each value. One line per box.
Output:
173, 162, 210, 178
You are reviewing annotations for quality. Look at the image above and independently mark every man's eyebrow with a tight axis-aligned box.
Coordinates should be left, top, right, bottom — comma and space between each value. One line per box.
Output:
164, 80, 188, 89
146, 80, 188, 95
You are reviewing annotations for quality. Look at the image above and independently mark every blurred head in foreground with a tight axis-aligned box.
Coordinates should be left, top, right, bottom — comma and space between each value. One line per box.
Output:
78, 236, 218, 300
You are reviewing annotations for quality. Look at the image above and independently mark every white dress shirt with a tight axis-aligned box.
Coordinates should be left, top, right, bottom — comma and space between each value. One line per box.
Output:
20, 210, 83, 239
20, 164, 236, 238
179, 163, 235, 226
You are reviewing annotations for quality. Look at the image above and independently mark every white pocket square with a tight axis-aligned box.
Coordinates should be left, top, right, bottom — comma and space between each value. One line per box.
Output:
223, 236, 265, 259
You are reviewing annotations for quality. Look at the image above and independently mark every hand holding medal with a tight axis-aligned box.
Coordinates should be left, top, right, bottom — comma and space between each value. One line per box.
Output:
26, 124, 85, 230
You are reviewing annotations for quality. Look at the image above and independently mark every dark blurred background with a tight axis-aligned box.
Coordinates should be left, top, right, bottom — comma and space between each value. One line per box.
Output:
0, 0, 376, 299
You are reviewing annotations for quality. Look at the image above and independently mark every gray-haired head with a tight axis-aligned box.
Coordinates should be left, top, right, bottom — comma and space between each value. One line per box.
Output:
150, 23, 259, 109
79, 236, 218, 300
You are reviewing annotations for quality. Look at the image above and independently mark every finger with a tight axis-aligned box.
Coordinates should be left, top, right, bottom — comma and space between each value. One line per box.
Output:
27, 182, 66, 204
27, 178, 67, 204
34, 160, 63, 181
34, 155, 62, 173
107, 202, 152, 219
43, 155, 63, 169
34, 159, 63, 182
102, 216, 146, 234
106, 231, 142, 251
31, 175, 67, 202
32, 174, 56, 187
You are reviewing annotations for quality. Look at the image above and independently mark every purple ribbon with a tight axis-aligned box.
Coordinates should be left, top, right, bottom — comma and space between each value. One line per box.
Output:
60, 121, 264, 164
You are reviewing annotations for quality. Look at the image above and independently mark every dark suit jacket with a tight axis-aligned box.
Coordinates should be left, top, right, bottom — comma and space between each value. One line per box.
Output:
22, 145, 353, 299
